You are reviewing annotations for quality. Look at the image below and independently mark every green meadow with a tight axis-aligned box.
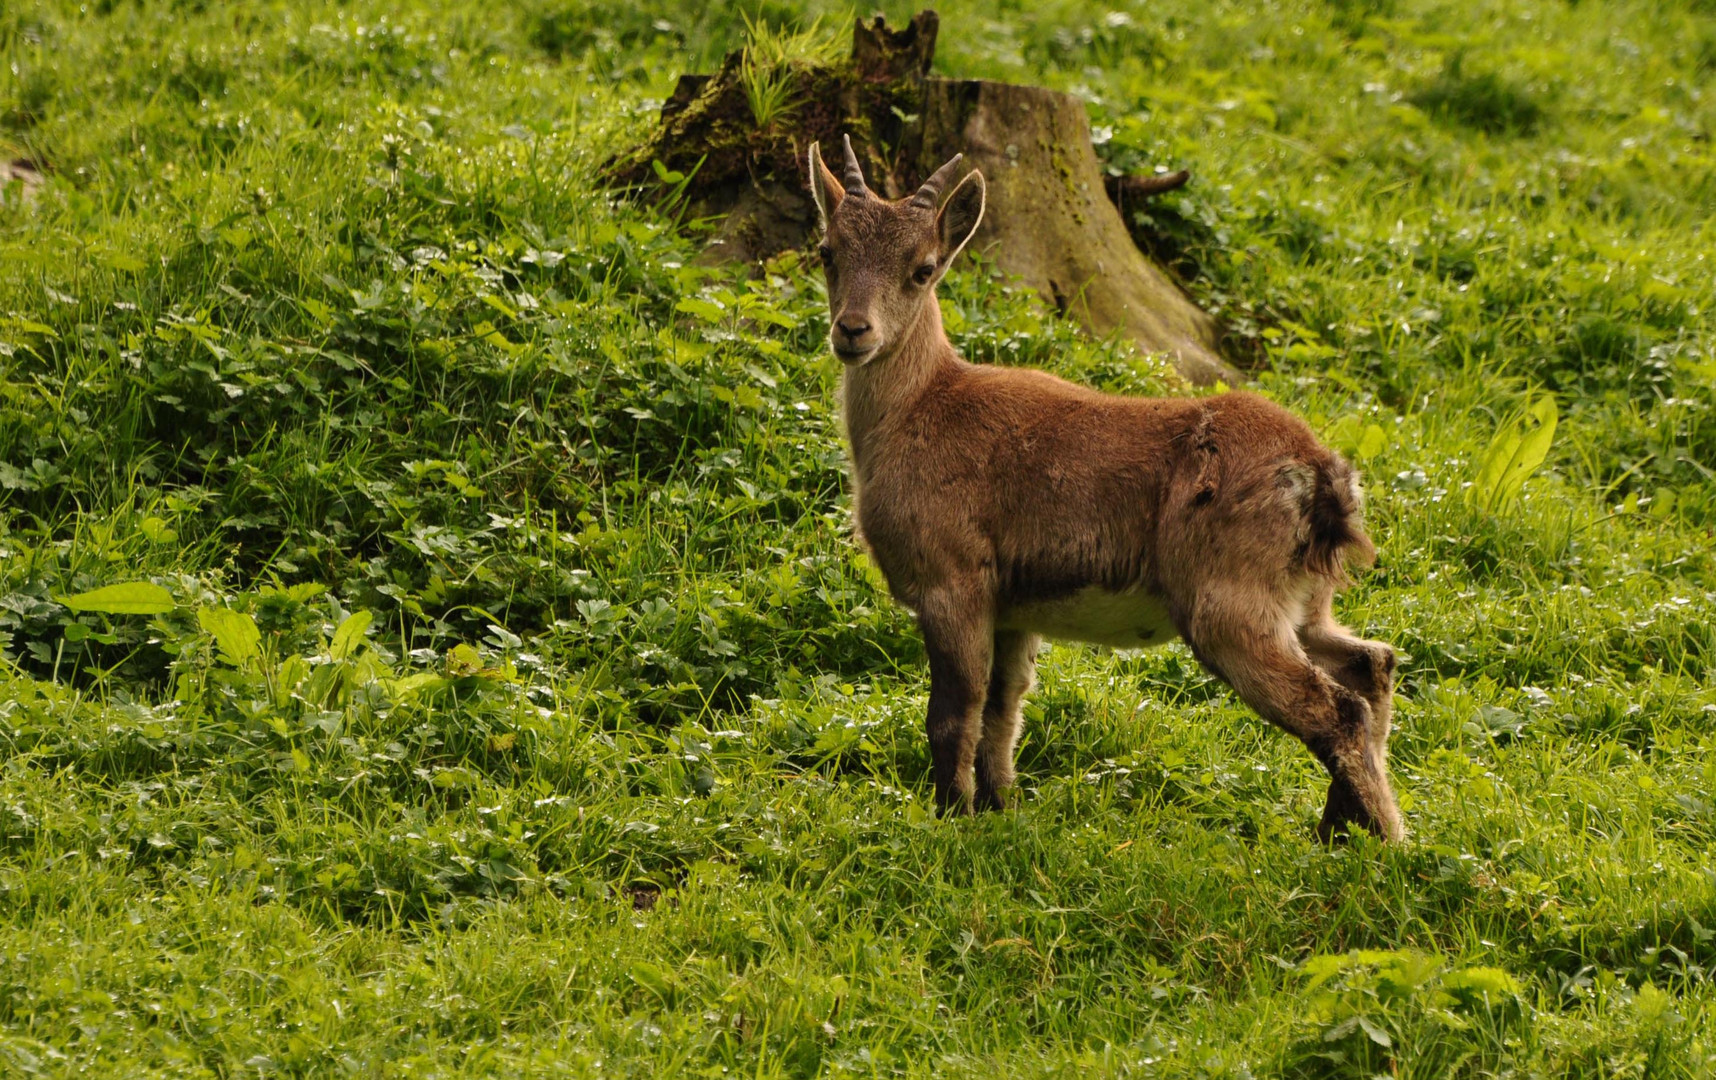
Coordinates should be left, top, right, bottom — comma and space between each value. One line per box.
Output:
2, 0, 1714, 1074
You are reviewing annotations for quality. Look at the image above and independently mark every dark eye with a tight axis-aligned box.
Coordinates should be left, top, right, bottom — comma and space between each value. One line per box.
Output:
912, 263, 936, 286
818, 245, 834, 266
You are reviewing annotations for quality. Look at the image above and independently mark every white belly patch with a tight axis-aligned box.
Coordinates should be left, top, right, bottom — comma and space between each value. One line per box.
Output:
998, 586, 1179, 649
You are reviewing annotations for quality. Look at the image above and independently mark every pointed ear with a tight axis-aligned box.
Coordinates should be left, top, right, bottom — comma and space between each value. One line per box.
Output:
807, 141, 844, 229
935, 170, 986, 272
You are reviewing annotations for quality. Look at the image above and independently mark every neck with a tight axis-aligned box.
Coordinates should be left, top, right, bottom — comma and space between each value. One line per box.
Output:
839, 297, 955, 471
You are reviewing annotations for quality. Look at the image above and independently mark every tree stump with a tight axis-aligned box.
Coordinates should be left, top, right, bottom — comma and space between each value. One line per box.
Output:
606, 11, 1239, 385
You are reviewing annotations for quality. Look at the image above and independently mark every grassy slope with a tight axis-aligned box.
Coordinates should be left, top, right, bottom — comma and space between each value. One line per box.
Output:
1, 0, 1714, 1075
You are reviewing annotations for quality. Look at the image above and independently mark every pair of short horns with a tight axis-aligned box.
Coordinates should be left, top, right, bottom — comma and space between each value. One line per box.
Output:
819, 133, 965, 209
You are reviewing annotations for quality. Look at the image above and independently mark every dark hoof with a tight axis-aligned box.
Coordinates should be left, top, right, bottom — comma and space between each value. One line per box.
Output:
1317, 780, 1378, 844
973, 783, 1016, 813
935, 792, 977, 818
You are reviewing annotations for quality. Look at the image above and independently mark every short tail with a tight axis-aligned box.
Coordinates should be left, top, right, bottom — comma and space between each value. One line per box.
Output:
1304, 455, 1375, 581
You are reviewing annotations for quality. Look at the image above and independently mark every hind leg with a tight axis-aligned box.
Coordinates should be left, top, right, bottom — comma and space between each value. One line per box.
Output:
974, 630, 1040, 811
1185, 587, 1403, 842
1300, 590, 1397, 774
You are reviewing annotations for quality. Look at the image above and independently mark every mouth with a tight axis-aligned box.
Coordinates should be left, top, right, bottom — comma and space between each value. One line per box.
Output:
832, 343, 879, 365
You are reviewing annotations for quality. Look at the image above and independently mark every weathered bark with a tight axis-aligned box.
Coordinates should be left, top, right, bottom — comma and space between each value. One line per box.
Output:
0, 158, 42, 205
606, 11, 1239, 385
902, 81, 1232, 385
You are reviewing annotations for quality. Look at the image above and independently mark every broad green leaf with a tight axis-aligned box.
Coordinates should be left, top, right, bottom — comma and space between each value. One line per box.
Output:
58, 582, 175, 615
1355, 1015, 1393, 1048
472, 319, 523, 355
303, 660, 347, 706
300, 297, 333, 326
330, 609, 373, 661
391, 671, 448, 699
1634, 982, 1681, 1025
1514, 395, 1559, 478
101, 251, 146, 273
675, 297, 727, 324
1322, 414, 1364, 456
1299, 953, 1350, 988
629, 961, 677, 1000
432, 766, 476, 789
446, 642, 484, 677
1442, 966, 1523, 1002
198, 606, 261, 666
1472, 395, 1558, 512
738, 295, 798, 328
1, 317, 58, 338
1355, 423, 1388, 461
1472, 427, 1522, 508
275, 655, 310, 707
139, 516, 178, 544
481, 292, 520, 320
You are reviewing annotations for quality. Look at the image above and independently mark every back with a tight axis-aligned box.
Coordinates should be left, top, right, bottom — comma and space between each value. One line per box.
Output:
907, 363, 1209, 601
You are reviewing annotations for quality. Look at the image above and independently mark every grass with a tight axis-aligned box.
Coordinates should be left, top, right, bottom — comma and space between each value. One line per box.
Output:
739, 12, 843, 130
1, 0, 1714, 1075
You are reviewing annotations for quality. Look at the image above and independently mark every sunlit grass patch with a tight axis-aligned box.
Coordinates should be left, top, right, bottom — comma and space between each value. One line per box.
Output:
1, 0, 1714, 1074
1409, 57, 1545, 136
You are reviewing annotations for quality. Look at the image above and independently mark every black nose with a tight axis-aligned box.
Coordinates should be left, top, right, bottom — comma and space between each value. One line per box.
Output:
836, 318, 871, 341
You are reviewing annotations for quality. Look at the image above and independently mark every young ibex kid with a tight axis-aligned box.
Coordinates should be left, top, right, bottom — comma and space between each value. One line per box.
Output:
806, 136, 1403, 841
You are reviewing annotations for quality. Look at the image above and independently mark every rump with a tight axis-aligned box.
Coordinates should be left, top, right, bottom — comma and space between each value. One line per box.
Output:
1158, 394, 1376, 592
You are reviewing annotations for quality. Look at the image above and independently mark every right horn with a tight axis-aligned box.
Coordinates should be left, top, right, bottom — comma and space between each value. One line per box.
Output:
910, 153, 965, 209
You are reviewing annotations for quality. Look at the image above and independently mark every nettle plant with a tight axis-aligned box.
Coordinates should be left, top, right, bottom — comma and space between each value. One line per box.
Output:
45, 579, 527, 738
1285, 950, 1527, 1076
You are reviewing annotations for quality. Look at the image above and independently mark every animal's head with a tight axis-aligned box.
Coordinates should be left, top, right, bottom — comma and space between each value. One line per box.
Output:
806, 135, 985, 366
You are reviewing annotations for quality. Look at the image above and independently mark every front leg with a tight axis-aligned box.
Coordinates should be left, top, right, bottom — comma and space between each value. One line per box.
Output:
918, 591, 995, 816
974, 630, 1040, 811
